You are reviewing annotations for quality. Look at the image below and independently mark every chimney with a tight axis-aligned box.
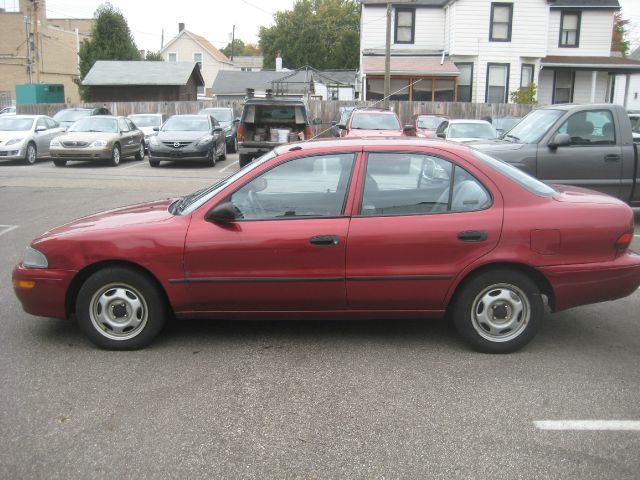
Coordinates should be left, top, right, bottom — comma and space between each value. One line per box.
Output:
275, 51, 282, 72
179, 23, 185, 32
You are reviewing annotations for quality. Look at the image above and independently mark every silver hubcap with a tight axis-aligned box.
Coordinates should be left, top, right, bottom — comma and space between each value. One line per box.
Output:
89, 283, 148, 340
27, 145, 36, 163
113, 147, 120, 164
470, 283, 530, 342
140, 144, 144, 157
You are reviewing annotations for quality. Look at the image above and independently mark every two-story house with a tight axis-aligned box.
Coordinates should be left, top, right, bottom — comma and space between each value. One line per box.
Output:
160, 23, 233, 98
359, 0, 640, 104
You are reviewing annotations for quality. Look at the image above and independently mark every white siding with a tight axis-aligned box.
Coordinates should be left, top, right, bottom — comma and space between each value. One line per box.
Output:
361, 5, 444, 51
613, 74, 640, 109
538, 69, 554, 105
547, 10, 614, 57
572, 71, 608, 103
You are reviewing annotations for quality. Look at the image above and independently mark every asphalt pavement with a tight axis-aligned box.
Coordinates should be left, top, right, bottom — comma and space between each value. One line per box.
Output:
1, 154, 639, 479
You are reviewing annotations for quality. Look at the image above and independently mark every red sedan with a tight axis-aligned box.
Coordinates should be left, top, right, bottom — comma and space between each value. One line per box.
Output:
339, 108, 406, 138
13, 138, 640, 353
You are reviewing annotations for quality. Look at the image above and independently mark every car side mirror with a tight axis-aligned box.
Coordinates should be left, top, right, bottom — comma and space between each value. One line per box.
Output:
436, 132, 446, 139
205, 202, 237, 223
331, 121, 337, 126
234, 117, 240, 124
336, 124, 346, 130
153, 126, 159, 131
549, 133, 571, 149
403, 124, 416, 136
35, 126, 46, 132
214, 127, 223, 133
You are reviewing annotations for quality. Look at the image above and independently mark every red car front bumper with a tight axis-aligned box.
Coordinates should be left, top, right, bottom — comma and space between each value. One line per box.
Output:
12, 264, 76, 319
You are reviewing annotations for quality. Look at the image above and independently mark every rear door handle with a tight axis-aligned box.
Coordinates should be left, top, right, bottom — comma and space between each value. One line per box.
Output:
604, 154, 621, 162
457, 230, 488, 242
310, 235, 340, 246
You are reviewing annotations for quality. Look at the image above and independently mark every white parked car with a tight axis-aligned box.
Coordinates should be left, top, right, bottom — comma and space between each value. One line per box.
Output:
0, 115, 64, 164
0, 106, 16, 116
435, 119, 498, 143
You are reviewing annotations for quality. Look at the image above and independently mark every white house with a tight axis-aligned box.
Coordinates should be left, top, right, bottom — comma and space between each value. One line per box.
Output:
359, 0, 640, 104
160, 23, 233, 97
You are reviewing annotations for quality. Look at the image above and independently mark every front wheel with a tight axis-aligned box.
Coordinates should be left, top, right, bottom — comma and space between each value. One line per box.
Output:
239, 153, 252, 168
149, 158, 160, 167
451, 269, 543, 353
24, 142, 37, 165
76, 267, 167, 350
109, 144, 121, 167
206, 147, 216, 167
135, 142, 145, 160
229, 135, 238, 153
53, 158, 67, 167
218, 140, 227, 161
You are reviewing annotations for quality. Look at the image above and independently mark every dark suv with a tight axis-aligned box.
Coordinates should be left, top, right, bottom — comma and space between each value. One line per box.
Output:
237, 97, 312, 167
52, 107, 111, 131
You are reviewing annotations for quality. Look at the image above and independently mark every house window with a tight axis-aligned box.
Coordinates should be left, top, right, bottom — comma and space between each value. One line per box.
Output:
553, 70, 574, 104
412, 79, 433, 101
395, 8, 415, 44
559, 11, 580, 47
434, 80, 455, 101
456, 63, 473, 102
486, 63, 509, 103
389, 79, 410, 101
490, 3, 513, 42
168, 53, 177, 62
197, 85, 205, 96
520, 64, 534, 89
193, 52, 203, 69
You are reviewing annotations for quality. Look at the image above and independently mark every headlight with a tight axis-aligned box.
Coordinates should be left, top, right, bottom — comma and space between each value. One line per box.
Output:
5, 137, 25, 146
50, 138, 61, 147
89, 139, 107, 147
197, 135, 213, 146
23, 247, 48, 269
149, 136, 160, 146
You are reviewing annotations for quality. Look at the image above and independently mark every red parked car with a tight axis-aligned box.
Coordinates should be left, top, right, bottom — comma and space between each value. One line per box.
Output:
413, 114, 448, 138
13, 138, 640, 352
338, 108, 406, 138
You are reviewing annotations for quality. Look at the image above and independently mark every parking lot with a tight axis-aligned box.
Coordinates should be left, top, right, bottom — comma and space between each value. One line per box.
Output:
1, 153, 640, 479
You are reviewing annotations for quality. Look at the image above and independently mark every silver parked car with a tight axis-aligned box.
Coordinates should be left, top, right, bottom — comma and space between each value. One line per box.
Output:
49, 116, 144, 167
0, 115, 63, 165
435, 119, 498, 143
128, 113, 165, 151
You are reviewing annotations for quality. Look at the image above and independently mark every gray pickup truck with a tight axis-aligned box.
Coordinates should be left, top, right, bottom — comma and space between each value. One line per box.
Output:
472, 103, 640, 206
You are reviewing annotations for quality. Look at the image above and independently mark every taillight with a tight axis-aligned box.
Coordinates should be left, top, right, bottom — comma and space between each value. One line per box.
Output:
305, 126, 312, 140
237, 124, 244, 142
614, 230, 634, 251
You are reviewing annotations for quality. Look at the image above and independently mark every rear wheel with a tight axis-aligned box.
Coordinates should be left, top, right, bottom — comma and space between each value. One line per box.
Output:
149, 158, 160, 167
53, 158, 67, 167
109, 144, 121, 167
135, 142, 145, 160
76, 267, 167, 350
24, 142, 37, 165
452, 269, 543, 353
239, 153, 252, 168
229, 135, 238, 153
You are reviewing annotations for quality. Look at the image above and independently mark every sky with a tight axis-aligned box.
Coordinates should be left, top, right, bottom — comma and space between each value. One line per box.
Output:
46, 0, 640, 53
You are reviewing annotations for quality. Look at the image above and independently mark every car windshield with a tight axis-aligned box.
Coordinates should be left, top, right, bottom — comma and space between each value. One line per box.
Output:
629, 115, 640, 133
199, 109, 233, 122
471, 149, 556, 197
503, 108, 564, 143
417, 116, 446, 129
0, 117, 33, 131
68, 117, 118, 133
351, 113, 400, 130
162, 117, 210, 132
493, 117, 520, 131
53, 109, 92, 122
448, 123, 496, 139
129, 115, 162, 127
177, 150, 278, 215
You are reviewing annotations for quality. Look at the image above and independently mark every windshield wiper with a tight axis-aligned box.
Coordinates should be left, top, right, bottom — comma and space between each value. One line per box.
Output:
504, 134, 520, 142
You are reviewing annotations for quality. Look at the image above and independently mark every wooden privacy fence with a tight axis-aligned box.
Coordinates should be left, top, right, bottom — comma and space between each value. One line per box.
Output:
18, 100, 535, 137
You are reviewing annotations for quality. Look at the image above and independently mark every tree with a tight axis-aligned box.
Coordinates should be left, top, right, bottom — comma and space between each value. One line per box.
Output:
145, 51, 164, 61
611, 11, 630, 57
221, 39, 261, 58
78, 3, 141, 99
259, 0, 360, 70
510, 83, 537, 104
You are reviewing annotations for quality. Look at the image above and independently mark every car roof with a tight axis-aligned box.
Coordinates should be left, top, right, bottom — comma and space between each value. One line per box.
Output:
447, 119, 493, 124
244, 98, 306, 106
129, 113, 163, 116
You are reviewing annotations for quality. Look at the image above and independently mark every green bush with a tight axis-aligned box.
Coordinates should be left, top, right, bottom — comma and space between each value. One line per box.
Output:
510, 83, 537, 104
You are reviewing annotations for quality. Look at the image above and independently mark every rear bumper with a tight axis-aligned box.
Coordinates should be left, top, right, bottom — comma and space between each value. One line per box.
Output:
540, 252, 640, 311
12, 264, 76, 319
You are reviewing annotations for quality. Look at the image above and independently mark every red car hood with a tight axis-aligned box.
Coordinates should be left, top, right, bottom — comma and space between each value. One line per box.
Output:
552, 184, 626, 205
347, 129, 404, 137
39, 198, 178, 240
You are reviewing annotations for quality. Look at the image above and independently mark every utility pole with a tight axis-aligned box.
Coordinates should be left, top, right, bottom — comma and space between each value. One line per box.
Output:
384, 3, 391, 109
33, 0, 40, 83
161, 29, 164, 50
230, 25, 235, 61
24, 15, 32, 83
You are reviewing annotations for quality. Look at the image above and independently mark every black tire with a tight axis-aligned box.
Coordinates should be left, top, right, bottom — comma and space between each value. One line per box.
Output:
24, 142, 37, 165
149, 158, 160, 167
135, 142, 145, 160
229, 135, 238, 153
76, 267, 167, 350
219, 141, 227, 161
206, 147, 216, 167
239, 153, 252, 168
451, 269, 543, 353
109, 144, 121, 167
53, 158, 67, 167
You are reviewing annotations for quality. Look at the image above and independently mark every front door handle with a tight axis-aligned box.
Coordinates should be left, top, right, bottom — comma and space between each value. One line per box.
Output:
604, 154, 621, 162
310, 235, 340, 246
457, 230, 488, 242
